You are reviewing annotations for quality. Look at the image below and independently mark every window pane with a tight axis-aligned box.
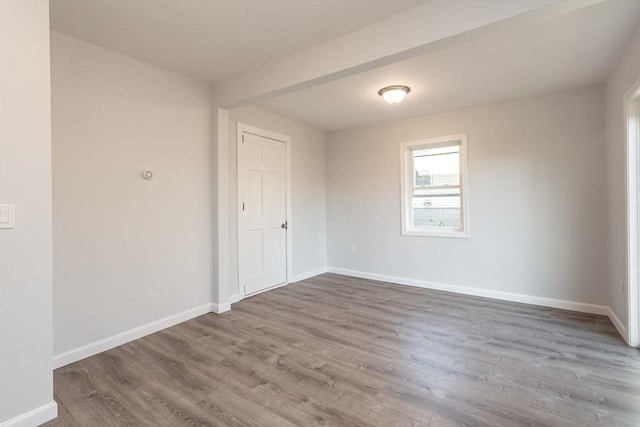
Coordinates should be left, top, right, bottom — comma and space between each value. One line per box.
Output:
413, 145, 460, 187
412, 188, 461, 228
413, 187, 460, 198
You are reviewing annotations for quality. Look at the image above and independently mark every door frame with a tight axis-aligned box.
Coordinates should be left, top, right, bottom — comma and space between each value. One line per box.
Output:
236, 122, 292, 300
625, 79, 640, 347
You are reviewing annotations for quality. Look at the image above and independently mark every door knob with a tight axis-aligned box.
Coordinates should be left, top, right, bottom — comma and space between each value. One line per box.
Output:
281, 221, 288, 230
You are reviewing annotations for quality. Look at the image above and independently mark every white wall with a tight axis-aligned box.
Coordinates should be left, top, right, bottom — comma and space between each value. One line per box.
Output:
326, 85, 606, 306
228, 106, 327, 298
605, 26, 640, 326
51, 33, 213, 358
0, 1, 56, 425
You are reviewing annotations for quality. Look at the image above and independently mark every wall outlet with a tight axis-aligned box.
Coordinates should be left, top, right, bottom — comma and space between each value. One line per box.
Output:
349, 244, 356, 253
0, 204, 15, 229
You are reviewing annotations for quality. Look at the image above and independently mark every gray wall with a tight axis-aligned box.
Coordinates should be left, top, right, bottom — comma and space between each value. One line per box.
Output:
0, 1, 55, 423
326, 85, 606, 305
51, 32, 213, 356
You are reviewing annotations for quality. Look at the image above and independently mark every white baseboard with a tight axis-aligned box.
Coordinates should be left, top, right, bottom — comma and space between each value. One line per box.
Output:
53, 303, 213, 369
290, 267, 328, 283
231, 268, 329, 305
608, 307, 629, 344
327, 267, 609, 316
212, 302, 231, 314
244, 280, 291, 299
0, 401, 57, 427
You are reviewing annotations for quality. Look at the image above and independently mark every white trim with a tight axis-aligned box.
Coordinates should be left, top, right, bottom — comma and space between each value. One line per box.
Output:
212, 302, 231, 314
401, 229, 469, 239
327, 267, 609, 315
230, 267, 328, 304
624, 79, 640, 347
53, 303, 213, 368
285, 131, 293, 286
0, 401, 57, 427
290, 267, 328, 283
244, 280, 291, 298
236, 123, 292, 300
608, 307, 629, 344
215, 108, 231, 312
400, 134, 470, 238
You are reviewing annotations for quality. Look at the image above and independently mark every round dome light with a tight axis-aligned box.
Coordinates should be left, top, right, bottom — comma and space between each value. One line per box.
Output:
378, 85, 411, 104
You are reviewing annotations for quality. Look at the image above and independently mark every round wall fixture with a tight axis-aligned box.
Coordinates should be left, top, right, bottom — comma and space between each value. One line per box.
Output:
378, 85, 411, 104
142, 170, 153, 180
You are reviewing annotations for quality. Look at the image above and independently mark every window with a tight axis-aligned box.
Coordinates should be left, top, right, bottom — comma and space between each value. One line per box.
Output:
400, 134, 469, 238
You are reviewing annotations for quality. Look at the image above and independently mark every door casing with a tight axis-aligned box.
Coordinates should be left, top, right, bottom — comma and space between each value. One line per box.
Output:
625, 79, 640, 347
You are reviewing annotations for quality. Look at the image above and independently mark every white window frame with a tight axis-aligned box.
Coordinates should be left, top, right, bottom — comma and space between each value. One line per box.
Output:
400, 134, 469, 238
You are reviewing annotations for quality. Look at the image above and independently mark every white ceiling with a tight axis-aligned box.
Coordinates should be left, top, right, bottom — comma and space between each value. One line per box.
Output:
50, 0, 640, 132
50, 0, 427, 83
258, 0, 640, 131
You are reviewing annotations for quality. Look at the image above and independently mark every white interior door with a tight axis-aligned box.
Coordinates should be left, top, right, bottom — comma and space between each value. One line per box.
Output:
238, 130, 287, 296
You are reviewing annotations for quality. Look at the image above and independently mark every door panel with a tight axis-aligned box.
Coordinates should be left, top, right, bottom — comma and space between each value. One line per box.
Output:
264, 172, 280, 214
264, 228, 281, 272
239, 131, 287, 296
263, 144, 281, 170
247, 229, 263, 277
247, 169, 263, 214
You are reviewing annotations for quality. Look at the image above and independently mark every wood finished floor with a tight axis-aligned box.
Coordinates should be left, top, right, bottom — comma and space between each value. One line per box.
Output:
44, 274, 640, 427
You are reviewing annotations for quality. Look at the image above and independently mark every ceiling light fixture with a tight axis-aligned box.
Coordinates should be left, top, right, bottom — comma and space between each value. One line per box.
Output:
378, 85, 411, 104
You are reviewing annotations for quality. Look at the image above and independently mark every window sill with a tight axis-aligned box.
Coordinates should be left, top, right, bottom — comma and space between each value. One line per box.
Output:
402, 229, 469, 239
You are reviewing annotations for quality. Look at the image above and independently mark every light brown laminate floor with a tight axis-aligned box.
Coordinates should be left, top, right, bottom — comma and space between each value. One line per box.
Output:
44, 273, 640, 426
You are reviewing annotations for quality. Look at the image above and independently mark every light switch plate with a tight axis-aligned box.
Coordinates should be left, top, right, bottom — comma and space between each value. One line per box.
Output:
0, 204, 15, 229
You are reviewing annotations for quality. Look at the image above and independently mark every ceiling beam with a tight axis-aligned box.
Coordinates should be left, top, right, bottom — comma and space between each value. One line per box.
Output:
213, 0, 605, 108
